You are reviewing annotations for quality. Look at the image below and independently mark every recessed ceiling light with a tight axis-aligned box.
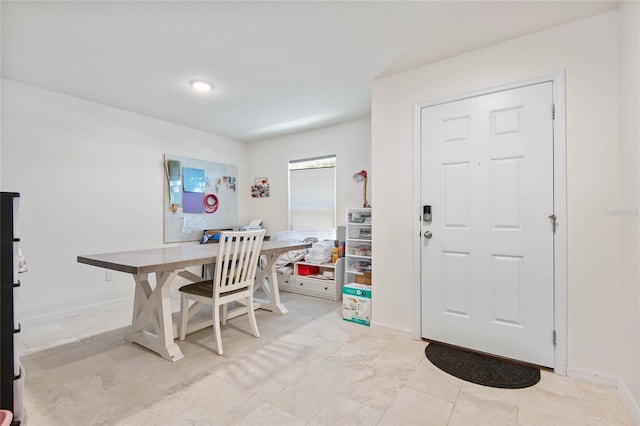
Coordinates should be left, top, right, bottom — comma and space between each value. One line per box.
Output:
191, 80, 212, 92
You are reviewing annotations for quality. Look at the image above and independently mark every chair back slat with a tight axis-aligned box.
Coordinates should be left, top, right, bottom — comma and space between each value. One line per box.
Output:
214, 230, 266, 295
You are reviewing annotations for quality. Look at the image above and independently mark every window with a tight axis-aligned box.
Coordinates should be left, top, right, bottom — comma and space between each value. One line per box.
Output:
288, 155, 336, 230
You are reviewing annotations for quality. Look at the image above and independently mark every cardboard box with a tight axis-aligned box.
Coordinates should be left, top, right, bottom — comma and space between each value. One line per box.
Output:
355, 271, 372, 285
343, 283, 371, 326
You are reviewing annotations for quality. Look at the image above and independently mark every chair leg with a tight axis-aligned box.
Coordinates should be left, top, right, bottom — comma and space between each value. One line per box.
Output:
179, 294, 188, 341
213, 303, 223, 355
221, 303, 228, 325
246, 296, 260, 338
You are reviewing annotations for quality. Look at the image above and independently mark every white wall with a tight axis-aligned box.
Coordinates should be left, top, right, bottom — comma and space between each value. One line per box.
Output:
1, 80, 250, 320
372, 10, 630, 385
1, 80, 370, 321
617, 1, 640, 410
246, 118, 371, 234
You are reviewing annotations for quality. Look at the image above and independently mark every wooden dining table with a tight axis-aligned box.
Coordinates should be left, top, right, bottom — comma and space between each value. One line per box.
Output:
77, 240, 311, 362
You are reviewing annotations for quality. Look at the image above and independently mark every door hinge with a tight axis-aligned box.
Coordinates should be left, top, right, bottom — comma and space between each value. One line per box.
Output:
552, 103, 556, 120
553, 330, 557, 346
548, 214, 557, 233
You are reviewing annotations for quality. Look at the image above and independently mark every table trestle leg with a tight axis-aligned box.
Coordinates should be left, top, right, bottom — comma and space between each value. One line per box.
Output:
125, 271, 184, 362
253, 252, 288, 315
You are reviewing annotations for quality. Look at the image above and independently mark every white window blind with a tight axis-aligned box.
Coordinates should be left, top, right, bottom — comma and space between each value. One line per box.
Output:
289, 158, 336, 230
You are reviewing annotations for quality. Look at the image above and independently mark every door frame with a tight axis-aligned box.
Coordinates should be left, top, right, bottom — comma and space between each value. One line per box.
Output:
411, 73, 568, 375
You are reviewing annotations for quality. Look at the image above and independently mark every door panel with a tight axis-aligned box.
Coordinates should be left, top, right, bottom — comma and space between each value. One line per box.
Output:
420, 82, 554, 367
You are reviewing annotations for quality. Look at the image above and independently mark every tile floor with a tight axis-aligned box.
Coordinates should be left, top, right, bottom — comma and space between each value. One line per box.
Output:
19, 292, 635, 426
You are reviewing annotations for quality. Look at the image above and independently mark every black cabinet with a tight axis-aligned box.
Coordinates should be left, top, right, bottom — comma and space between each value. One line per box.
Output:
1, 192, 23, 425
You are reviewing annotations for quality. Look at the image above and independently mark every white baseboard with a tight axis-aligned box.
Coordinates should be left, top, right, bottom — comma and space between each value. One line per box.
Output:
617, 378, 640, 426
370, 320, 414, 339
567, 367, 640, 424
20, 295, 134, 323
566, 366, 619, 387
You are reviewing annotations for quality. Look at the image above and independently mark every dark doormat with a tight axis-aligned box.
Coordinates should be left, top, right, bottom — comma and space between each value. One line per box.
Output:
425, 342, 540, 389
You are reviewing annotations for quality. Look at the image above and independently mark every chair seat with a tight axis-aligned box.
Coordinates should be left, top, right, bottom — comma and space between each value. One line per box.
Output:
179, 280, 248, 298
178, 229, 265, 355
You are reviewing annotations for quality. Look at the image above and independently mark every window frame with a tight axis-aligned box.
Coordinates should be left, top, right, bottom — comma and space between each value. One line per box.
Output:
288, 155, 336, 231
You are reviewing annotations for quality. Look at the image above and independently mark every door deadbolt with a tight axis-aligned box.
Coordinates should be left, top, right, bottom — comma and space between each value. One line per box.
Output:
423, 205, 432, 223
424, 230, 433, 239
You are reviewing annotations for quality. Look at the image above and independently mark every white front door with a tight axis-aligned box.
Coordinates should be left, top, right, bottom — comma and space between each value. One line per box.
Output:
420, 82, 555, 367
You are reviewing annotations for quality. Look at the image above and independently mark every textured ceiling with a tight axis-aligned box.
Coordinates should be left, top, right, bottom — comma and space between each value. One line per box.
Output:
1, 1, 617, 142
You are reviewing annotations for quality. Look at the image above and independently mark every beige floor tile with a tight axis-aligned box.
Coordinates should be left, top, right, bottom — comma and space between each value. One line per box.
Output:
448, 382, 519, 426
183, 319, 268, 357
280, 294, 341, 316
460, 381, 523, 405
255, 310, 319, 339
213, 368, 300, 425
340, 356, 418, 412
378, 387, 454, 426
21, 335, 84, 355
406, 358, 462, 402
209, 336, 330, 387
377, 335, 428, 365
518, 385, 588, 425
269, 359, 362, 421
276, 331, 345, 359
233, 402, 306, 426
23, 380, 87, 423
141, 355, 214, 393
30, 377, 166, 425
19, 293, 636, 426
308, 395, 385, 426
118, 395, 210, 426
88, 380, 168, 425
536, 369, 581, 397
22, 337, 93, 361
575, 380, 636, 425
30, 350, 123, 388
586, 412, 636, 426
172, 373, 254, 422
317, 317, 368, 344
80, 326, 131, 345
327, 334, 392, 369
209, 349, 296, 391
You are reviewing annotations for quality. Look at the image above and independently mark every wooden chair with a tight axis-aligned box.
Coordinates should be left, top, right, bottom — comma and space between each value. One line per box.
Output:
178, 229, 266, 355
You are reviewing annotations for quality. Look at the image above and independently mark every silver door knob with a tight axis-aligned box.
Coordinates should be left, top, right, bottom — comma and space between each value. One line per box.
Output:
424, 230, 433, 239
